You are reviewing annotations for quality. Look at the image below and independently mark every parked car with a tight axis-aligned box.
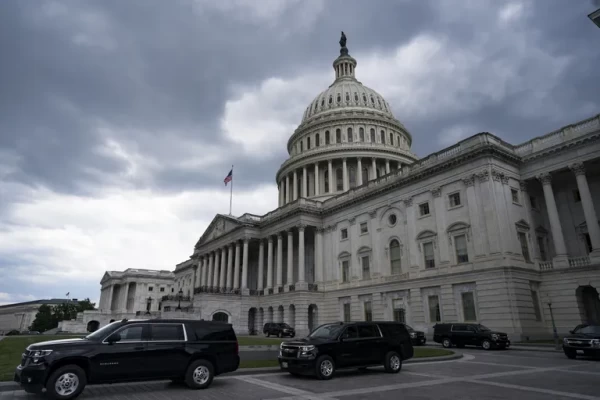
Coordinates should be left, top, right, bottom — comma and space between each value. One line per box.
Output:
14, 318, 239, 400
562, 324, 600, 359
21, 331, 41, 335
433, 323, 510, 350
6, 329, 20, 336
402, 324, 426, 345
263, 322, 295, 338
278, 321, 414, 380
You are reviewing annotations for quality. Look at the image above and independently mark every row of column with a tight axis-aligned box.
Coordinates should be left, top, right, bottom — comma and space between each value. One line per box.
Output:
537, 162, 600, 262
194, 238, 249, 291
278, 157, 399, 206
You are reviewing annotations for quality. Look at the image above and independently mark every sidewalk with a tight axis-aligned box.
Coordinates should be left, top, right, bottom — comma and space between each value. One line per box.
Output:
427, 342, 560, 353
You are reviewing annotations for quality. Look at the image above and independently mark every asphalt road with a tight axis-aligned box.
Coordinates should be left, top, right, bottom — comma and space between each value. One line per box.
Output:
3, 348, 599, 399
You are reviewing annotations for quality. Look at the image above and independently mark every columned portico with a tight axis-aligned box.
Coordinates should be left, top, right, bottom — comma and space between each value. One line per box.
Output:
538, 172, 569, 267
570, 162, 600, 262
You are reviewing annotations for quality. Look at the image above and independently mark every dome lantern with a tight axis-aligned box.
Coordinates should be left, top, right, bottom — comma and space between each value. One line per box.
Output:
333, 31, 357, 81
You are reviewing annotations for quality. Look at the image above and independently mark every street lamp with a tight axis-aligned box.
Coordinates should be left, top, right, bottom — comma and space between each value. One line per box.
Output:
589, 8, 600, 28
176, 289, 183, 310
546, 297, 561, 350
145, 297, 152, 315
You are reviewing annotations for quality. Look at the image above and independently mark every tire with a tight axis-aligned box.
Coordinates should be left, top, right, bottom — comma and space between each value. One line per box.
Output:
266, 331, 270, 337
184, 359, 214, 390
564, 349, 577, 359
315, 355, 335, 380
45, 365, 87, 400
442, 338, 452, 348
383, 351, 402, 373
358, 367, 368, 372
482, 340, 492, 350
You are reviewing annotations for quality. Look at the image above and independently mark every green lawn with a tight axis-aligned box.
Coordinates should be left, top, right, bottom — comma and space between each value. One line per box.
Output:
237, 336, 287, 346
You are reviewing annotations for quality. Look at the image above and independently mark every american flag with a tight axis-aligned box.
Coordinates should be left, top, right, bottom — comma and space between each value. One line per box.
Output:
224, 169, 233, 185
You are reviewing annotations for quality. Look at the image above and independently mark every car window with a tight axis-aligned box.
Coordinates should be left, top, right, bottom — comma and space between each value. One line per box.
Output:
194, 324, 236, 341
452, 325, 466, 331
87, 321, 123, 341
358, 324, 380, 338
466, 325, 477, 332
308, 324, 343, 339
574, 325, 600, 335
341, 326, 358, 340
150, 324, 185, 341
114, 325, 144, 342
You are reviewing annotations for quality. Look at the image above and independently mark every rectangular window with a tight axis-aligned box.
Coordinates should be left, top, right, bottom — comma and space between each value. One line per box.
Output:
573, 189, 581, 202
428, 295, 441, 322
392, 299, 405, 323
343, 303, 351, 322
423, 242, 435, 268
150, 324, 185, 341
341, 228, 348, 240
529, 196, 538, 209
360, 222, 368, 234
307, 137, 311, 149
342, 260, 350, 282
454, 234, 469, 264
537, 236, 547, 261
530, 290, 542, 321
449, 192, 461, 207
419, 202, 430, 216
361, 256, 370, 279
518, 232, 530, 262
511, 189, 520, 204
461, 292, 477, 321
160, 287, 165, 292
364, 301, 372, 322
148, 286, 154, 292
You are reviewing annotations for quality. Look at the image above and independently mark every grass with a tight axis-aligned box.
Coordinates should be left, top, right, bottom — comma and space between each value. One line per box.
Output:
237, 336, 287, 346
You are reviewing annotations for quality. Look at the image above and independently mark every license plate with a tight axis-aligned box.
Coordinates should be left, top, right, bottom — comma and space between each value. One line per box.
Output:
282, 362, 288, 368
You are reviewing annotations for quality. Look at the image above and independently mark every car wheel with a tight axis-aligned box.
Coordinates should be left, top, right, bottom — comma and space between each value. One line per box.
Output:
266, 332, 270, 337
315, 355, 335, 380
358, 367, 368, 372
482, 340, 492, 350
185, 359, 214, 389
442, 338, 452, 348
384, 351, 402, 373
45, 365, 87, 400
564, 349, 577, 359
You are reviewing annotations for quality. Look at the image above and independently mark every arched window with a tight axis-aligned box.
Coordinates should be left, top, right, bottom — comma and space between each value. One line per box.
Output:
370, 128, 375, 143
359, 127, 365, 142
390, 240, 402, 275
336, 168, 343, 191
336, 94, 341, 103
345, 93, 350, 102
389, 132, 393, 145
380, 130, 385, 144
328, 96, 333, 105
300, 141, 304, 152
349, 167, 356, 188
324, 172, 330, 193
354, 93, 359, 102
347, 128, 353, 142
362, 167, 369, 184
316, 133, 320, 147
336, 129, 341, 143
325, 131, 330, 145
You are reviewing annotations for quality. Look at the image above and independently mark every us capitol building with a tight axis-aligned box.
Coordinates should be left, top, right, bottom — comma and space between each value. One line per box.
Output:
60, 34, 600, 341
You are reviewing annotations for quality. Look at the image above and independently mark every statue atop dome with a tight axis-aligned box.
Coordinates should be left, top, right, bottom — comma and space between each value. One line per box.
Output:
339, 31, 348, 56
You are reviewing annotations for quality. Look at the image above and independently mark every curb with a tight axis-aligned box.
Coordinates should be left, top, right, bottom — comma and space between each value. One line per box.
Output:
0, 352, 461, 393
507, 346, 560, 353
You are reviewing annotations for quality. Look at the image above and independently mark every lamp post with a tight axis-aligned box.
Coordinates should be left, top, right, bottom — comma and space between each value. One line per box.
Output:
176, 289, 183, 311
547, 297, 561, 350
145, 297, 152, 315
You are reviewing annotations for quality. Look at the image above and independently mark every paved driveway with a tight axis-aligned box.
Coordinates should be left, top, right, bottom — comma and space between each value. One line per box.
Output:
2, 348, 599, 399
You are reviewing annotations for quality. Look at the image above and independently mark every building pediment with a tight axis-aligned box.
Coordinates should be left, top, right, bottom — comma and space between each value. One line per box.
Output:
195, 214, 243, 248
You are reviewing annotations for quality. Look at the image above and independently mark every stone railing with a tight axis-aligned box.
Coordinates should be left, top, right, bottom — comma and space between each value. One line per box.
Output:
513, 114, 600, 157
308, 283, 319, 292
568, 256, 591, 268
161, 295, 191, 302
538, 261, 554, 271
193, 286, 241, 296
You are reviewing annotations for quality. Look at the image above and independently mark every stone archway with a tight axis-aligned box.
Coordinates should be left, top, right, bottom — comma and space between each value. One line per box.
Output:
86, 320, 100, 333
248, 308, 258, 335
277, 305, 284, 323
308, 304, 318, 333
288, 305, 296, 328
577, 286, 600, 325
212, 311, 229, 322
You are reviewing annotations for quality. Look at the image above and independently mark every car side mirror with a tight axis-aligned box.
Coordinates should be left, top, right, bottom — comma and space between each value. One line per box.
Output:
106, 333, 121, 344
569, 330, 574, 334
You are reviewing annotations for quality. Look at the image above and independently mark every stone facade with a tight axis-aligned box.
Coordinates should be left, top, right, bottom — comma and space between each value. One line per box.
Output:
67, 37, 600, 340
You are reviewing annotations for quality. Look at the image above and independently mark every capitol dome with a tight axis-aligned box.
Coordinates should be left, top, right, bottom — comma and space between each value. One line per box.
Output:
276, 32, 418, 206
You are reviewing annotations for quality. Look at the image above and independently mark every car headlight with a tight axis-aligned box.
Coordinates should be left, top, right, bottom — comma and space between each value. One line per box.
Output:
280, 342, 285, 349
31, 350, 52, 358
491, 334, 499, 341
299, 345, 315, 352
410, 332, 417, 338
592, 339, 600, 348
563, 338, 569, 345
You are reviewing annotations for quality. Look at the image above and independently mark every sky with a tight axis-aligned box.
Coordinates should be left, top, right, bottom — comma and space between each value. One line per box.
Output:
1, 0, 599, 307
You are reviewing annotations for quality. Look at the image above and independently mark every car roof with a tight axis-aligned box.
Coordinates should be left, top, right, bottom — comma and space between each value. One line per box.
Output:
124, 319, 231, 325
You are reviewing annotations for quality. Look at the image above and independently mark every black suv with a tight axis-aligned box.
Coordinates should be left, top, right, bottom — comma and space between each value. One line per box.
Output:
562, 324, 600, 359
278, 321, 414, 380
14, 319, 239, 400
433, 323, 510, 350
263, 322, 295, 338
403, 324, 426, 346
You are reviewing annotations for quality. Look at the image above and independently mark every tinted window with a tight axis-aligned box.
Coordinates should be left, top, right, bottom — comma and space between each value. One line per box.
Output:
115, 325, 144, 342
341, 326, 358, 339
151, 324, 184, 341
465, 325, 477, 332
193, 323, 236, 341
433, 324, 450, 333
87, 321, 123, 341
378, 323, 406, 338
308, 324, 343, 339
575, 325, 600, 335
358, 324, 379, 338
452, 325, 467, 331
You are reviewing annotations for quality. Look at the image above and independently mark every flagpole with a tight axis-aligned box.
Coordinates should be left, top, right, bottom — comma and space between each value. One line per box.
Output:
229, 165, 233, 216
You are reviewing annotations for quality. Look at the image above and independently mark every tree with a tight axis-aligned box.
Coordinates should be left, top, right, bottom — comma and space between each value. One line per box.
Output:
30, 304, 58, 332
29, 299, 97, 332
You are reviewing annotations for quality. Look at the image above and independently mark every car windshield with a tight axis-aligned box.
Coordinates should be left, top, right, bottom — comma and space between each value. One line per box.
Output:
574, 325, 600, 335
85, 321, 123, 341
477, 325, 491, 331
404, 324, 414, 332
308, 324, 344, 339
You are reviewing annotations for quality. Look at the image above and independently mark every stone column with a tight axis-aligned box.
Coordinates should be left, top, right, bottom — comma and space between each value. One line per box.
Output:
432, 187, 449, 264
267, 236, 274, 290
233, 242, 241, 289
371, 158, 377, 180
385, 160, 390, 174
404, 198, 418, 267
315, 228, 324, 282
213, 250, 220, 288
257, 240, 264, 290
107, 285, 114, 311
357, 158, 363, 186
201, 256, 207, 287
219, 247, 227, 289
302, 166, 307, 198
241, 237, 249, 291
520, 181, 541, 261
293, 170, 298, 200
287, 230, 294, 287
314, 163, 320, 196
286, 175, 290, 204
226, 245, 234, 289
464, 176, 485, 257
121, 283, 130, 313
537, 173, 568, 265
342, 158, 348, 191
278, 182, 283, 207
297, 224, 307, 288
207, 252, 214, 288
327, 160, 333, 193
276, 233, 283, 288
571, 163, 600, 261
